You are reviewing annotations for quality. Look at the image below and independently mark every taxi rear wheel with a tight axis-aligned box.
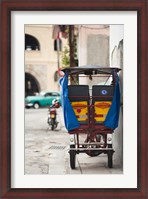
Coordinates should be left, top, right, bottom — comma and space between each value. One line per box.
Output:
69, 145, 76, 169
108, 151, 113, 168
107, 144, 113, 168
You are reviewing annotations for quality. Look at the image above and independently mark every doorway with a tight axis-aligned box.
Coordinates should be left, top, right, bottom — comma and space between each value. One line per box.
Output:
25, 73, 40, 97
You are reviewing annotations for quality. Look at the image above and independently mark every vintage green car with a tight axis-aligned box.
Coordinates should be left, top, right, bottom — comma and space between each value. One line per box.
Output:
25, 91, 61, 109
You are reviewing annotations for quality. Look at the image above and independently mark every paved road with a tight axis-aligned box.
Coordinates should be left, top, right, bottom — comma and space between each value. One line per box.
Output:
25, 108, 123, 175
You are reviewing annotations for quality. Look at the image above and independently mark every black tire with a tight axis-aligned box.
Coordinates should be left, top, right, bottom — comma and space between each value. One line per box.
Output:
50, 119, 57, 130
33, 102, 40, 109
25, 106, 30, 109
51, 124, 54, 130
69, 145, 76, 169
108, 151, 113, 168
107, 144, 113, 168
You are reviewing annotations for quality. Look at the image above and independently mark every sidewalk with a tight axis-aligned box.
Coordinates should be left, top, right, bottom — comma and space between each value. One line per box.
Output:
48, 145, 123, 175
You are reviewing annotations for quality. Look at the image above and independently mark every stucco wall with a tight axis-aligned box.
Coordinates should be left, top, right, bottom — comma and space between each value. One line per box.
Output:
110, 25, 124, 168
79, 25, 109, 85
87, 34, 109, 66
79, 25, 109, 66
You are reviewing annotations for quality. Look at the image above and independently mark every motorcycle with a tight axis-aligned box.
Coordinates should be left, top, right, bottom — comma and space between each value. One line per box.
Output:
47, 99, 60, 130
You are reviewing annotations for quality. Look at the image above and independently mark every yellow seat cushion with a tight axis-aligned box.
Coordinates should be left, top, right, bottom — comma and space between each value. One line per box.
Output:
94, 101, 112, 122
71, 101, 88, 122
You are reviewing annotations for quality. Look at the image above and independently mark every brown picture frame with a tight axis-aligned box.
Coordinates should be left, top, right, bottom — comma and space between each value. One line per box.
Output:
0, 0, 147, 198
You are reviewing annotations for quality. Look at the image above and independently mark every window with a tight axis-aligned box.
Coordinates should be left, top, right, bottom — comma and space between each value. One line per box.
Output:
51, 92, 60, 96
25, 34, 40, 51
45, 93, 52, 97
44, 92, 60, 97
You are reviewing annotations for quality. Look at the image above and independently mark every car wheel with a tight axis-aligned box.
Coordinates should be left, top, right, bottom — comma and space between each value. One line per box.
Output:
33, 102, 40, 109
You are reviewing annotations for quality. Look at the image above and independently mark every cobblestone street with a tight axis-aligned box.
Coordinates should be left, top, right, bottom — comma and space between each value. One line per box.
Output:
25, 108, 123, 175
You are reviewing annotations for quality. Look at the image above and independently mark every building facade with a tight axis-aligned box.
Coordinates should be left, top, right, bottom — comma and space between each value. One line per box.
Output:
25, 25, 68, 96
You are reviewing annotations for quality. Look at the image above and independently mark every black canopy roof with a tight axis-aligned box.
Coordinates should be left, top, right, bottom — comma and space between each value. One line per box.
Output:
61, 65, 121, 75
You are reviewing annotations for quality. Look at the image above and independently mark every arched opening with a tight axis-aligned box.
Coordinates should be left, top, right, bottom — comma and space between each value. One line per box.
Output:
25, 34, 40, 51
25, 73, 40, 97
